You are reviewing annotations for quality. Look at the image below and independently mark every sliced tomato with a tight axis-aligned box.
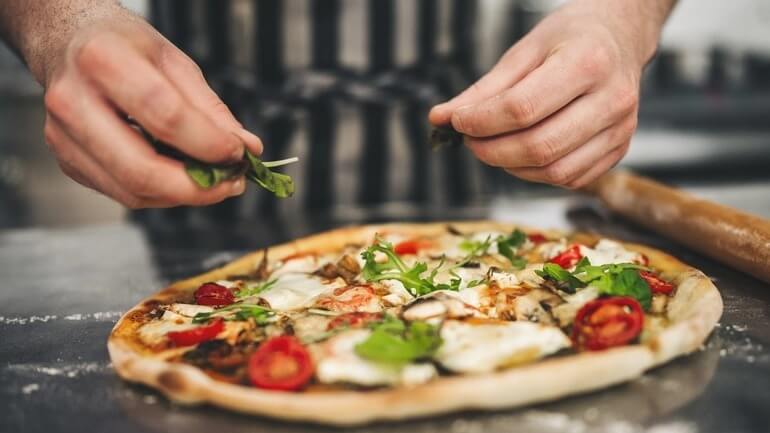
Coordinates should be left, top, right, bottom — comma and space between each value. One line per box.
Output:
248, 336, 314, 391
167, 319, 224, 347
528, 233, 548, 244
572, 297, 644, 351
549, 244, 583, 269
194, 282, 235, 306
393, 239, 429, 255
639, 271, 675, 295
327, 312, 383, 330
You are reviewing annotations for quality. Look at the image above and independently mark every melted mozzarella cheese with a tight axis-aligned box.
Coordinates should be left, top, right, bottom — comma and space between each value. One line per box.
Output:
515, 264, 546, 288
169, 303, 214, 317
314, 330, 437, 386
435, 320, 570, 373
137, 310, 195, 346
579, 239, 640, 266
551, 286, 599, 327
489, 270, 519, 288
258, 274, 342, 311
379, 280, 414, 306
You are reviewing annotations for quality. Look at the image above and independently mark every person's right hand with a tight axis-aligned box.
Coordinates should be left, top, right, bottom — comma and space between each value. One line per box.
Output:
42, 8, 262, 208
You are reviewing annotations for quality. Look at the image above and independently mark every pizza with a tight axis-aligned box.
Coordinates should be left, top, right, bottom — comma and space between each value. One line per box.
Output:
108, 221, 722, 425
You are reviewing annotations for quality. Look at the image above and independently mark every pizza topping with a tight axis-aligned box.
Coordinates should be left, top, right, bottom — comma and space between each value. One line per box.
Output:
571, 297, 644, 351
394, 239, 432, 256
528, 233, 548, 244
435, 320, 570, 373
549, 245, 583, 269
354, 317, 442, 365
327, 312, 383, 330
537, 258, 652, 310
194, 283, 235, 306
191, 303, 273, 324
314, 254, 361, 283
402, 292, 478, 322
579, 240, 642, 267
258, 273, 342, 311
551, 286, 600, 327
314, 285, 382, 313
639, 271, 675, 295
361, 239, 458, 296
313, 329, 437, 386
169, 303, 214, 318
248, 336, 314, 391
167, 318, 225, 347
456, 229, 528, 269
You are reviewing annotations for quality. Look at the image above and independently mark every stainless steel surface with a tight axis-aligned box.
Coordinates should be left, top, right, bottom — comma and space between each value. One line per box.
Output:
2, 197, 769, 433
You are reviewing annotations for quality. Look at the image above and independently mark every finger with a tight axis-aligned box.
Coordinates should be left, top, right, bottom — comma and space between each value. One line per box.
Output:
75, 34, 243, 163
45, 115, 143, 206
60, 90, 247, 207
451, 52, 598, 137
504, 115, 636, 186
568, 141, 630, 190
429, 42, 546, 126
158, 46, 263, 155
466, 89, 631, 168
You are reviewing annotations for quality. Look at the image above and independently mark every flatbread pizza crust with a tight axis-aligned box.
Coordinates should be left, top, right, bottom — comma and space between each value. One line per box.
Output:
108, 221, 722, 425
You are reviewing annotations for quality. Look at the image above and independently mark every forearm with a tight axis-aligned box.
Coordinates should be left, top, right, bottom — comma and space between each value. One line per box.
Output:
0, 0, 123, 86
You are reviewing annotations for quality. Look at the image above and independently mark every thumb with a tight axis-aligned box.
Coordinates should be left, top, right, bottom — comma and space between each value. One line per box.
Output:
428, 44, 544, 127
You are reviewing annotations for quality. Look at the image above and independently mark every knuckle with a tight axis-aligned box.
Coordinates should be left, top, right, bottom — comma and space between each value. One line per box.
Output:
578, 46, 612, 78
452, 111, 475, 136
146, 90, 185, 138
503, 95, 536, 126
614, 86, 639, 115
522, 137, 556, 167
75, 36, 110, 71
542, 162, 573, 186
44, 83, 70, 115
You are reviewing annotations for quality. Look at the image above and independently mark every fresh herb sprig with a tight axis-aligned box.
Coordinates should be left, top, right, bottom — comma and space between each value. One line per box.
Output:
458, 229, 529, 269
537, 258, 652, 309
354, 316, 442, 365
192, 303, 274, 324
131, 120, 297, 198
235, 279, 278, 299
361, 239, 459, 296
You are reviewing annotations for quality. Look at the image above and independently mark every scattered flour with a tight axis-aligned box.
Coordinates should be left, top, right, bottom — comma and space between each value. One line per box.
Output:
0, 311, 123, 325
6, 362, 111, 378
21, 383, 39, 394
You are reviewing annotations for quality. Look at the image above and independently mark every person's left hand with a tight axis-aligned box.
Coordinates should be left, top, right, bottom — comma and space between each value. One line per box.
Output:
430, 0, 667, 189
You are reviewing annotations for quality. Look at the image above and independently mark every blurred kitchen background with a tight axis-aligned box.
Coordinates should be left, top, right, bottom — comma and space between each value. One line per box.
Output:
1, 0, 769, 229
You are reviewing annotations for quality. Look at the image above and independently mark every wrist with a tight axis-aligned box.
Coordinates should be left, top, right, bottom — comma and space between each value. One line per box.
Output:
15, 1, 125, 87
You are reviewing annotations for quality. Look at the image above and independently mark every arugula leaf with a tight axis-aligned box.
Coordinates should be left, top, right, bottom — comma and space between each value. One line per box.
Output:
244, 151, 295, 198
235, 279, 277, 299
496, 229, 528, 269
184, 159, 249, 188
430, 125, 463, 150
192, 303, 273, 325
354, 316, 442, 364
361, 239, 448, 296
537, 257, 652, 309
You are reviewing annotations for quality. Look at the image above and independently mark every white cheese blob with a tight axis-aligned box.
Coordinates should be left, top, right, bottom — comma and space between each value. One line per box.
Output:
314, 329, 437, 386
435, 320, 570, 373
515, 264, 546, 288
551, 286, 600, 327
169, 303, 214, 317
489, 270, 519, 288
137, 310, 195, 346
579, 239, 640, 266
258, 274, 341, 311
379, 279, 414, 306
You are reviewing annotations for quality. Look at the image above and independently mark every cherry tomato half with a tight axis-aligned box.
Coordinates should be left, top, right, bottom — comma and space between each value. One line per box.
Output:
528, 233, 548, 244
572, 297, 644, 351
327, 312, 383, 331
167, 318, 224, 347
194, 282, 235, 307
394, 240, 431, 255
248, 336, 314, 391
639, 271, 675, 295
549, 244, 583, 269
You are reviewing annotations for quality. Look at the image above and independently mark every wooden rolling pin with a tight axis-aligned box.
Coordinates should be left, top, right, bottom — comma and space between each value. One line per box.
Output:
584, 170, 770, 284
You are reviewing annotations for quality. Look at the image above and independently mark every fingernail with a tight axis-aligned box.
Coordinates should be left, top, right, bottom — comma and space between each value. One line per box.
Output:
230, 178, 245, 196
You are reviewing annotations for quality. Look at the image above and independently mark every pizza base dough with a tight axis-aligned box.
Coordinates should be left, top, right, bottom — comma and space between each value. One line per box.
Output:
108, 221, 722, 425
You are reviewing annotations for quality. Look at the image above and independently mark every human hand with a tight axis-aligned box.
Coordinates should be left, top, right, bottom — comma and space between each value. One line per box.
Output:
430, 0, 671, 189
41, 7, 262, 208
